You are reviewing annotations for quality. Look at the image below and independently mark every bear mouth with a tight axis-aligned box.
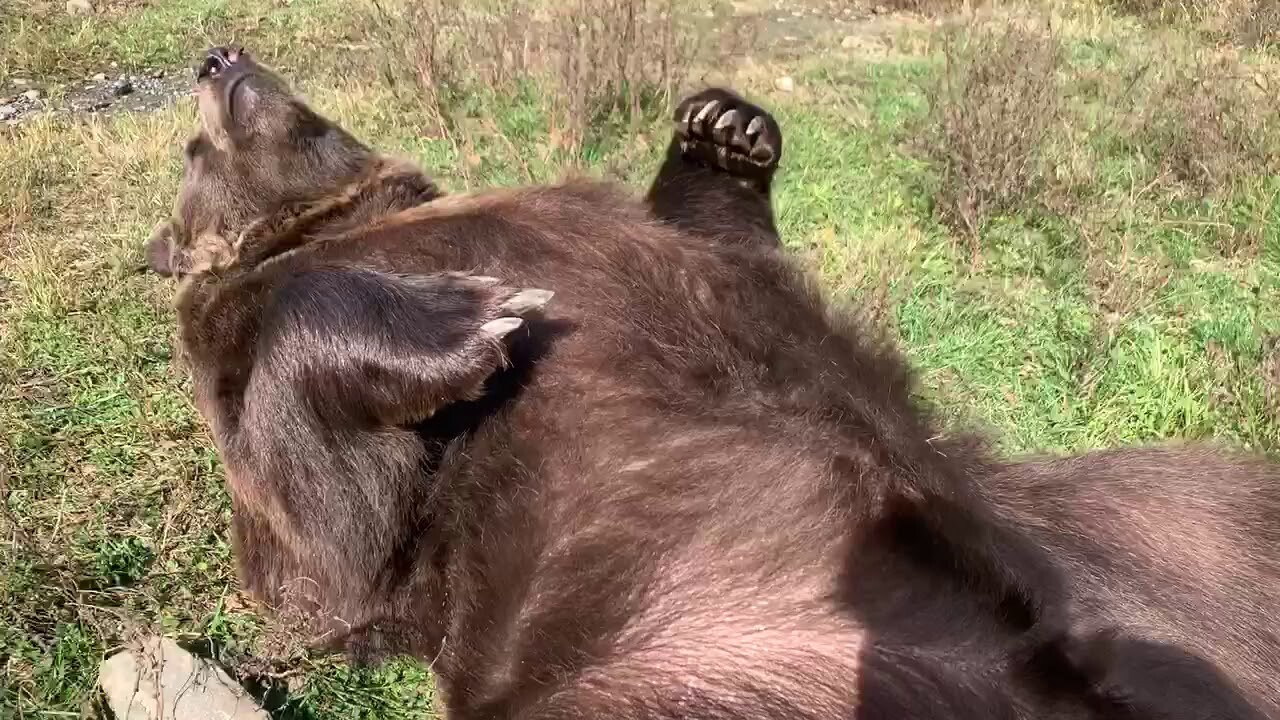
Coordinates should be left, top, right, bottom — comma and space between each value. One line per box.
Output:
196, 46, 243, 81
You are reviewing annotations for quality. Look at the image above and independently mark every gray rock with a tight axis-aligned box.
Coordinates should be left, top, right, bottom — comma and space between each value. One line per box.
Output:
0, 105, 16, 121
66, 0, 94, 14
21, 89, 40, 102
112, 79, 134, 97
774, 75, 795, 93
98, 636, 268, 720
12, 78, 30, 86
92, 72, 107, 82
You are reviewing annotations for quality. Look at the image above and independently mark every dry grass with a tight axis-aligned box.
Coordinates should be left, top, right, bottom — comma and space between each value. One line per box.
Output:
1107, 0, 1280, 48
365, 0, 697, 164
921, 17, 1064, 248
1116, 51, 1280, 255
1132, 55, 1280, 196
0, 108, 239, 712
884, 0, 978, 14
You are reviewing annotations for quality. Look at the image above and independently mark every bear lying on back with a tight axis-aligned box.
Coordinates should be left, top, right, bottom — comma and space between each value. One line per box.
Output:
145, 45, 1280, 719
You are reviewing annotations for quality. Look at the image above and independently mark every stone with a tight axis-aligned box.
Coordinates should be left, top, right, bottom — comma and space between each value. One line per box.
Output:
92, 72, 107, 82
90, 99, 113, 111
12, 78, 30, 86
66, 0, 94, 15
150, 68, 165, 79
99, 636, 268, 720
112, 78, 134, 96
774, 75, 795, 93
21, 89, 40, 102
873, 4, 888, 13
842, 35, 858, 49
0, 105, 16, 121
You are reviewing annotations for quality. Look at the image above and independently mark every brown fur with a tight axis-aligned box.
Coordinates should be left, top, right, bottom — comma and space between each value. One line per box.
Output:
147, 48, 1280, 719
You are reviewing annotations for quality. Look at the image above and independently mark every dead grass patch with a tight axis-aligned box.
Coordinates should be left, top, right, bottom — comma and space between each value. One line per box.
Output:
1132, 56, 1280, 196
364, 0, 700, 166
883, 0, 978, 14
1082, 235, 1172, 316
1123, 54, 1280, 254
1107, 0, 1280, 49
920, 17, 1064, 250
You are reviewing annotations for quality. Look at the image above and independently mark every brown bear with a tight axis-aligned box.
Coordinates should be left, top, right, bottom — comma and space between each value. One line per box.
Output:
145, 45, 1280, 719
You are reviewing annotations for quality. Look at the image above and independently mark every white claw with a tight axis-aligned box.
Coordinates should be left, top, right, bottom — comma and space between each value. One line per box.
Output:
746, 116, 765, 136
694, 100, 720, 124
678, 105, 695, 132
481, 316, 524, 339
499, 288, 555, 315
714, 109, 739, 130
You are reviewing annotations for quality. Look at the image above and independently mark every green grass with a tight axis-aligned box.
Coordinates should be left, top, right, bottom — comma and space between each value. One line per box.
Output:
3, 0, 1279, 717
2, 0, 234, 80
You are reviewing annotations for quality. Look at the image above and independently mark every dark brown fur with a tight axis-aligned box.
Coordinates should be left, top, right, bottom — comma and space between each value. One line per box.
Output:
147, 47, 1280, 719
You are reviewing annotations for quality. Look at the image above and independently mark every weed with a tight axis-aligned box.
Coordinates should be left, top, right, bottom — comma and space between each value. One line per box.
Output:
1134, 56, 1280, 196
363, 0, 695, 163
91, 537, 155, 589
1106, 0, 1280, 49
921, 18, 1064, 249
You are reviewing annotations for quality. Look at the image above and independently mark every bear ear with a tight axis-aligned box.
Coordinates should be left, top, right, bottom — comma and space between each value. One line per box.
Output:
251, 268, 554, 427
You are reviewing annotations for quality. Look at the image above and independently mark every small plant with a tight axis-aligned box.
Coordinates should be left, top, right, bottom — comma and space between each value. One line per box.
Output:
91, 536, 154, 588
1134, 57, 1280, 195
365, 0, 697, 162
922, 19, 1064, 249
1107, 0, 1280, 49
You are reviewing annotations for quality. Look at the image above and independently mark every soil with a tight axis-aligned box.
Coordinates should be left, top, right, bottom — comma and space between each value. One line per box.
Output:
1, 66, 192, 127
